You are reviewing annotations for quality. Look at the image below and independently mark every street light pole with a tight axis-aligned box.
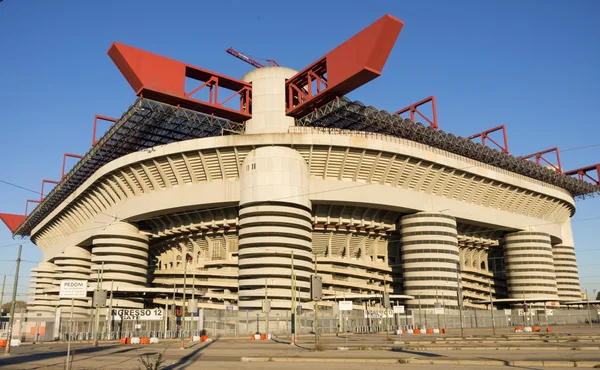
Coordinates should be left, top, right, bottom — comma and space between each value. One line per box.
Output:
456, 264, 464, 338
180, 261, 187, 349
488, 278, 496, 335
4, 245, 22, 356
586, 289, 592, 328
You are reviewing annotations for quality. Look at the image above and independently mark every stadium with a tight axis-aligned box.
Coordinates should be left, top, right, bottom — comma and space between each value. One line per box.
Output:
1, 14, 598, 326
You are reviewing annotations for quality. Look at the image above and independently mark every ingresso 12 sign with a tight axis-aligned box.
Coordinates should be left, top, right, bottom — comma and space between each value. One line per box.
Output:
111, 308, 164, 321
59, 280, 88, 299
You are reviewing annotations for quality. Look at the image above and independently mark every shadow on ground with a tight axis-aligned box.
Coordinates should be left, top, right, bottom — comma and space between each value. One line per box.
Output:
163, 338, 219, 370
0, 344, 138, 369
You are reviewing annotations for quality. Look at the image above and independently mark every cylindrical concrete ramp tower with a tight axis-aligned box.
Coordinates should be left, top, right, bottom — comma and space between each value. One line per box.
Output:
54, 246, 92, 317
238, 146, 312, 310
29, 261, 59, 317
504, 231, 558, 301
553, 244, 581, 302
91, 222, 149, 309
400, 212, 459, 308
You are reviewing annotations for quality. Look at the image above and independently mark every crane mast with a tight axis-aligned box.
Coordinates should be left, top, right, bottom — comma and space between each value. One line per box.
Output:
225, 47, 279, 68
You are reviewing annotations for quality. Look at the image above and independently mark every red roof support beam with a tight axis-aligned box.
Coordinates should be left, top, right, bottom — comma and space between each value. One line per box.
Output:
108, 42, 252, 122
92, 115, 117, 146
40, 179, 60, 201
285, 14, 404, 118
564, 164, 600, 186
520, 147, 563, 173
0, 213, 27, 233
25, 199, 40, 216
467, 125, 509, 154
395, 96, 439, 130
62, 153, 84, 178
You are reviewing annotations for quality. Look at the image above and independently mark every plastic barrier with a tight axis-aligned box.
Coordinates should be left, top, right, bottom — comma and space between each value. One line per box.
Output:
131, 337, 141, 344
10, 339, 21, 347
413, 329, 421, 334
0, 340, 6, 347
523, 327, 532, 333
150, 337, 160, 344
425, 328, 433, 334
433, 329, 440, 334
440, 328, 446, 334
532, 326, 541, 332
201, 335, 209, 342
251, 334, 260, 341
394, 330, 402, 335
406, 329, 413, 334
192, 335, 201, 343
140, 337, 150, 345
546, 326, 552, 333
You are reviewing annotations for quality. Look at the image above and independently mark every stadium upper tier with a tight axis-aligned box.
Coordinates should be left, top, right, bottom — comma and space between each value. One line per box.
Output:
13, 97, 598, 237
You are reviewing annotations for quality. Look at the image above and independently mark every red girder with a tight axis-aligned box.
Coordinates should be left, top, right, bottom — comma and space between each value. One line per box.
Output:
62, 153, 84, 178
25, 199, 40, 216
395, 96, 438, 130
520, 147, 562, 173
40, 179, 60, 201
109, 42, 252, 122
564, 164, 600, 186
285, 14, 404, 118
0, 213, 27, 233
92, 115, 117, 146
467, 125, 509, 154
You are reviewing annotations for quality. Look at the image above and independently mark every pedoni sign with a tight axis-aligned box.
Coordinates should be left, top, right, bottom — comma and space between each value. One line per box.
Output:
59, 280, 88, 298
111, 308, 164, 321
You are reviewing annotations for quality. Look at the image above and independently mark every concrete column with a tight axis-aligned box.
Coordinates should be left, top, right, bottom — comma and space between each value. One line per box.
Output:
91, 221, 149, 309
53, 246, 93, 318
504, 231, 558, 301
400, 212, 459, 308
552, 244, 581, 302
28, 261, 58, 317
242, 67, 297, 134
238, 146, 312, 310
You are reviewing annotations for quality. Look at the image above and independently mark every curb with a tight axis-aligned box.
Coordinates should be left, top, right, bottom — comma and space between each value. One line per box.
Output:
241, 357, 600, 367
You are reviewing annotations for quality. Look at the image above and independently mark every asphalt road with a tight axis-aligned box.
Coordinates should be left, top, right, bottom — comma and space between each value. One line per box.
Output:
1, 329, 600, 370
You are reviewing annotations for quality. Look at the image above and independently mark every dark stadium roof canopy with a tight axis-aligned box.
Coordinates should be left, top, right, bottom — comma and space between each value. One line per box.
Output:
14, 97, 600, 237
13, 98, 244, 237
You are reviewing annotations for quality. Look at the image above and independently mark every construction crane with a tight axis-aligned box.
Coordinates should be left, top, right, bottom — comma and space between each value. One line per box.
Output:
225, 47, 279, 68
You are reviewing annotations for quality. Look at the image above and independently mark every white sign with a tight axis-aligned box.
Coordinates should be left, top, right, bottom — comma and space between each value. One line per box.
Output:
434, 307, 444, 315
111, 308, 164, 321
504, 309, 512, 316
545, 309, 553, 316
393, 305, 405, 314
364, 309, 393, 319
59, 280, 87, 298
339, 301, 353, 311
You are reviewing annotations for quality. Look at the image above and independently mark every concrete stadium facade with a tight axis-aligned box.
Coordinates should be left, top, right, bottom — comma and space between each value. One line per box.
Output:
21, 65, 584, 319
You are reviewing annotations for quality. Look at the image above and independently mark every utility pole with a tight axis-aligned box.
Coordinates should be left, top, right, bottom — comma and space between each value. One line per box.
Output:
107, 281, 114, 340
488, 278, 496, 335
456, 264, 464, 338
180, 261, 187, 349
0, 275, 6, 315
4, 244, 22, 356
191, 271, 195, 336
418, 292, 422, 329
313, 258, 320, 349
93, 262, 104, 346
291, 251, 296, 345
435, 285, 442, 331
265, 278, 269, 336
586, 289, 593, 328
384, 282, 389, 340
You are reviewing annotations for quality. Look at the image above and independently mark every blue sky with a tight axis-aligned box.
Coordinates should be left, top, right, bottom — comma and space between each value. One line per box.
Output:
0, 0, 599, 301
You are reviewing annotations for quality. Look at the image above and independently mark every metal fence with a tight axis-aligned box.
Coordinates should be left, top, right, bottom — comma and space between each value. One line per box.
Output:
3, 306, 599, 342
